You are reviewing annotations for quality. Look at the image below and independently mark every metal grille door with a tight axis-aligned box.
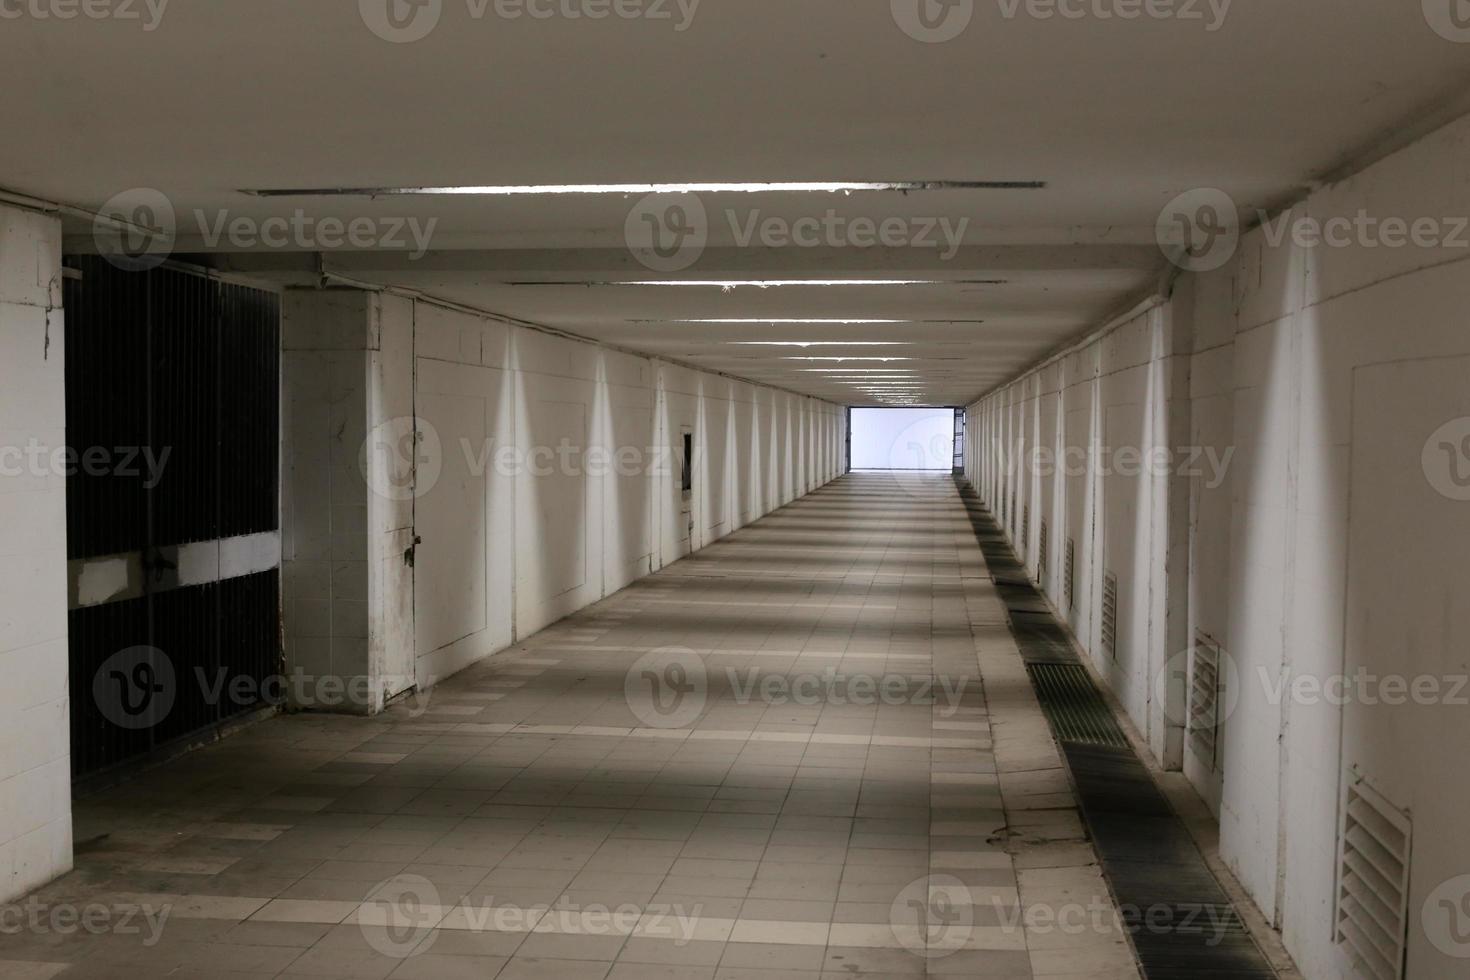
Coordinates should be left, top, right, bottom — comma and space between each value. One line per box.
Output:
65, 257, 282, 780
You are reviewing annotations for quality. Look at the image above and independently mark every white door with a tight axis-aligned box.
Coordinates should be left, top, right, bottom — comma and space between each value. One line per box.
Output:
413, 358, 513, 682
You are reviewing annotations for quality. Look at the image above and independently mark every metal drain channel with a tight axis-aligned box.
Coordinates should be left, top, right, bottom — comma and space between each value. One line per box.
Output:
955, 478, 1279, 980
1026, 663, 1131, 748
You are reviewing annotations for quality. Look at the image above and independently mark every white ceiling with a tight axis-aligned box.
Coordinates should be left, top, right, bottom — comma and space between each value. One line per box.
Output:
4, 0, 1469, 404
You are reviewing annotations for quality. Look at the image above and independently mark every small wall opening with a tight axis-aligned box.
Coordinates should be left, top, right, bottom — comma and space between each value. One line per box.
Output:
849, 407, 955, 471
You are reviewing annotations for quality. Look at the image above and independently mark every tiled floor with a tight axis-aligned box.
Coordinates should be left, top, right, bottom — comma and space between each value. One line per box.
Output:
2, 473, 1141, 979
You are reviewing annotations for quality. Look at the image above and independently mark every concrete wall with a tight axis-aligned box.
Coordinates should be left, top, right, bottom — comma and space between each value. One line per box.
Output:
0, 204, 72, 903
285, 290, 846, 703
281, 290, 417, 715
968, 112, 1470, 980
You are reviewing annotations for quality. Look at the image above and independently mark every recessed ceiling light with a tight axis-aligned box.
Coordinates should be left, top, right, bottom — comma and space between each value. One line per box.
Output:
243, 181, 1045, 197
729, 341, 910, 347
783, 357, 911, 362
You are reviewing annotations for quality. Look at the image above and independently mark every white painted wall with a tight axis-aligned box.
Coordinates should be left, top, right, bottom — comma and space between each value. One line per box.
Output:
968, 112, 1470, 979
0, 204, 72, 903
285, 291, 846, 701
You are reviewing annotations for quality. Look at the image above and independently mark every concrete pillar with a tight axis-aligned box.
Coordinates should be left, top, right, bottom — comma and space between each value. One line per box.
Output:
0, 203, 72, 900
280, 288, 415, 714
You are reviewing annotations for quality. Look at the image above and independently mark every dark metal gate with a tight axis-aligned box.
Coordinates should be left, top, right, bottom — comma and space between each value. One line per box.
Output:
64, 256, 283, 780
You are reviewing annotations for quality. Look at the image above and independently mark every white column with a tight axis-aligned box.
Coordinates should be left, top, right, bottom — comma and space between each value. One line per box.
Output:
280, 288, 415, 714
0, 203, 72, 900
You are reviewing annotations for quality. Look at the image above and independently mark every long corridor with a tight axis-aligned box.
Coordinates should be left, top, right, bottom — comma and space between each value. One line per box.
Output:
9, 474, 1138, 979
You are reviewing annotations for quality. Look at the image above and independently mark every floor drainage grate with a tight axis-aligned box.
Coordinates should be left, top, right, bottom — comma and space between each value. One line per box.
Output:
1026, 663, 1130, 748
954, 477, 1279, 980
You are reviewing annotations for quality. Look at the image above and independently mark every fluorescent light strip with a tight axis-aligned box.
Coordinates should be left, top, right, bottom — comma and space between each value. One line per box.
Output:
667, 318, 910, 324
244, 180, 1045, 197
729, 342, 909, 347
783, 357, 911, 362
613, 280, 947, 288
645, 317, 986, 323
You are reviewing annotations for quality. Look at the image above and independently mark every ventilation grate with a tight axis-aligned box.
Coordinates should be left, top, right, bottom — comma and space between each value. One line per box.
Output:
1336, 776, 1411, 980
1037, 520, 1049, 583
1022, 504, 1031, 551
1101, 572, 1119, 660
1064, 538, 1076, 610
1026, 663, 1129, 748
1189, 631, 1224, 771
954, 477, 1278, 979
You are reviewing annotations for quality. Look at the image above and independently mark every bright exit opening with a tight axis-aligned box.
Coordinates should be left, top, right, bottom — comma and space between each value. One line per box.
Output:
849, 407, 958, 471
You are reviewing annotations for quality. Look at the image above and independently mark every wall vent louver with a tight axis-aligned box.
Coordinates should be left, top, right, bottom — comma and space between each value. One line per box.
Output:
1188, 631, 1224, 770
1064, 538, 1076, 609
1037, 520, 1049, 583
1335, 776, 1411, 980
1101, 572, 1119, 660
